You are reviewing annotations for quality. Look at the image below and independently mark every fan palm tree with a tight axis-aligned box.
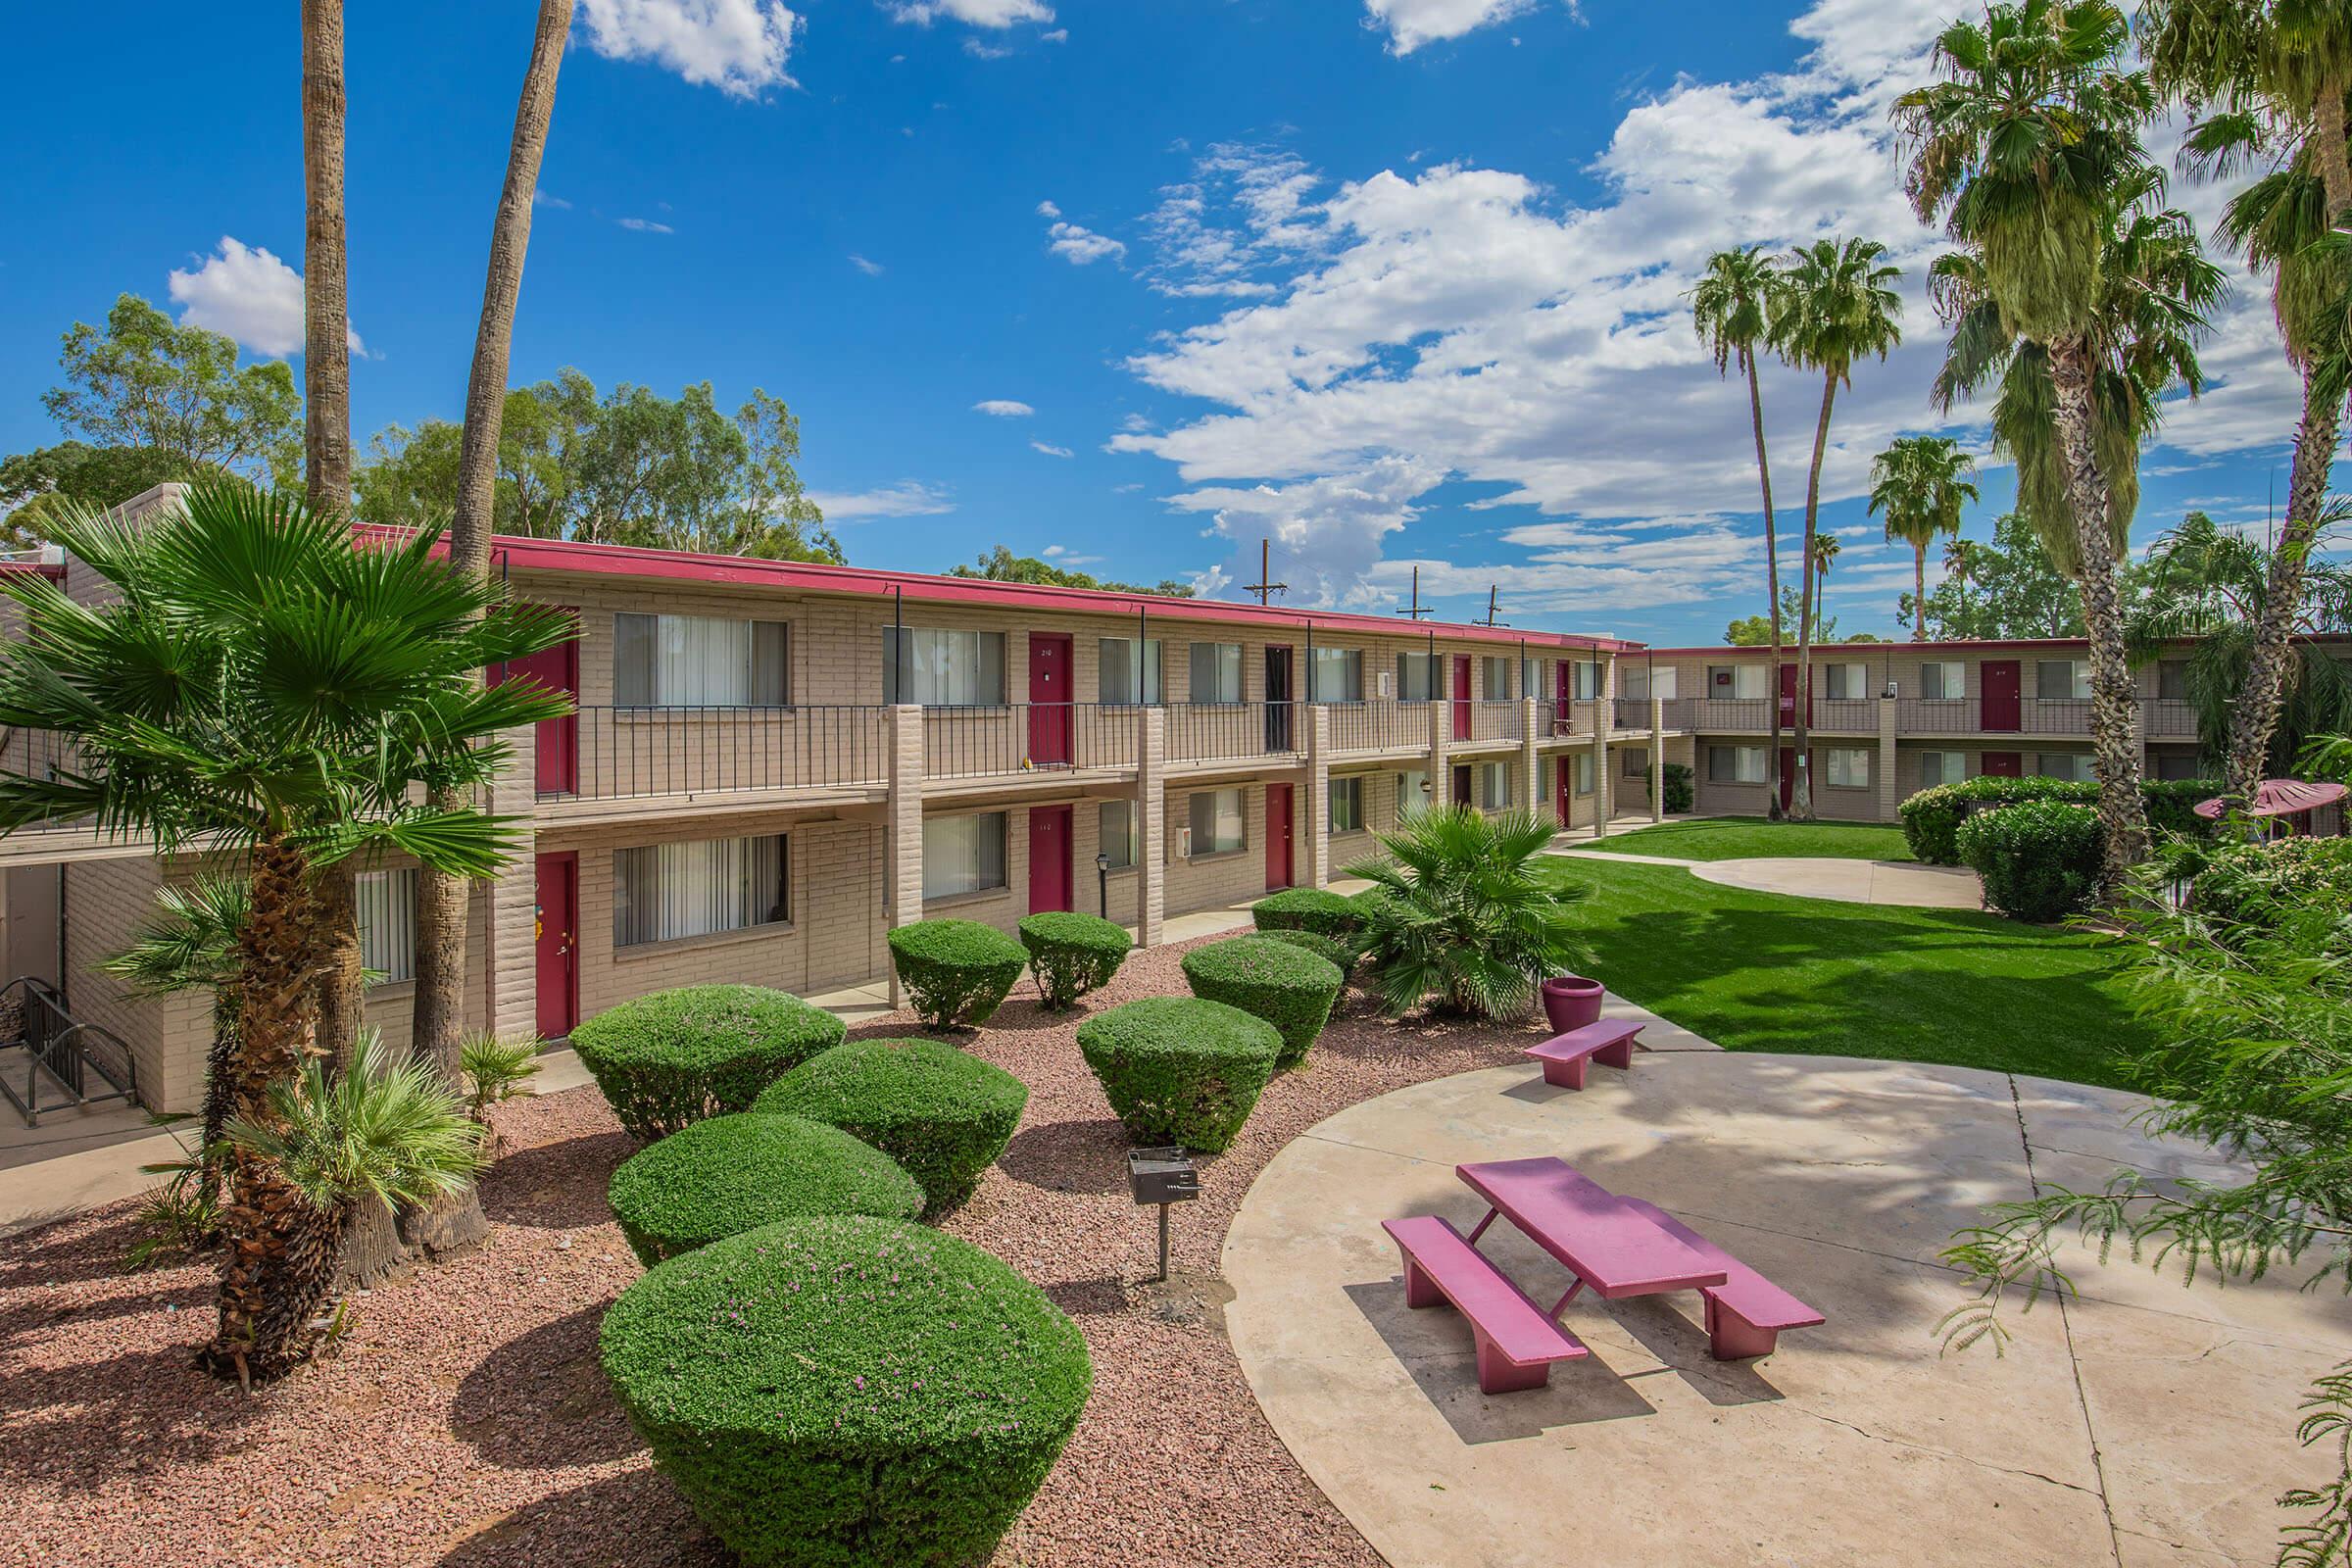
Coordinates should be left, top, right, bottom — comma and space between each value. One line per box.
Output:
101, 876, 251, 1209
1690, 247, 1793, 818
0, 482, 571, 1385
1811, 531, 1842, 632
1870, 436, 1983, 640
1896, 0, 2212, 892
1770, 236, 1904, 819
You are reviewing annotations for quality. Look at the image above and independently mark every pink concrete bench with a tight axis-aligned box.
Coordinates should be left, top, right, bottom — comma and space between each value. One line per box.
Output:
1381, 1214, 1589, 1394
1522, 1019, 1642, 1089
1618, 1197, 1826, 1360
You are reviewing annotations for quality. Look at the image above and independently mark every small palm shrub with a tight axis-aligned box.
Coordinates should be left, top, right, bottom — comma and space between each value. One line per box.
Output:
458, 1033, 541, 1153
1956, 799, 2102, 922
1180, 936, 1343, 1067
1345, 806, 1588, 1020
1250, 887, 1366, 940
600, 1216, 1093, 1568
754, 1039, 1027, 1213
570, 986, 846, 1142
1016, 911, 1131, 1010
607, 1113, 923, 1265
1257, 927, 1357, 971
1076, 997, 1282, 1152
887, 918, 1029, 1029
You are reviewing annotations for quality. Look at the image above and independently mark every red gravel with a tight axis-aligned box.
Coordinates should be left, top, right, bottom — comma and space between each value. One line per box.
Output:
0, 936, 1555, 1568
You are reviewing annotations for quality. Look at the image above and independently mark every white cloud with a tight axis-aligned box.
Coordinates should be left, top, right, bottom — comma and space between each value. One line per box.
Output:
1363, 0, 1568, 55
1037, 199, 1061, 219
1042, 26, 1067, 42
1166, 457, 1447, 609
533, 189, 572, 210
1031, 440, 1074, 458
168, 236, 364, 360
964, 37, 1013, 58
1041, 544, 1101, 564
576, 0, 800, 98
1047, 220, 1125, 266
973, 399, 1035, 417
804, 480, 955, 518
886, 0, 1053, 24
617, 216, 675, 233
850, 253, 885, 275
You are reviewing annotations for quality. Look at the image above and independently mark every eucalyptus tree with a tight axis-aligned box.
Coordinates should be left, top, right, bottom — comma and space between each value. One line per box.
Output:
1770, 236, 1903, 819
1896, 0, 2217, 891
1690, 247, 1794, 816
1869, 435, 1982, 640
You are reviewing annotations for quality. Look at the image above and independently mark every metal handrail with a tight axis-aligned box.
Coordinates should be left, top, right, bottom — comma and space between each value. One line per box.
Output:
0, 974, 139, 1127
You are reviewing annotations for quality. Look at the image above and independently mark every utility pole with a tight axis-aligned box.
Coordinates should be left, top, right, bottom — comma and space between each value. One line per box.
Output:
1243, 539, 1288, 607
1395, 565, 1435, 619
1475, 586, 1507, 628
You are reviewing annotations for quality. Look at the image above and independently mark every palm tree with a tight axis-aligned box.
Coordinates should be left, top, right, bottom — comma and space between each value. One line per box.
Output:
0, 483, 571, 1385
1811, 532, 1843, 632
1896, 0, 2209, 892
101, 876, 251, 1210
412, 0, 575, 1256
1770, 236, 1904, 820
1869, 436, 1983, 640
1690, 248, 1793, 818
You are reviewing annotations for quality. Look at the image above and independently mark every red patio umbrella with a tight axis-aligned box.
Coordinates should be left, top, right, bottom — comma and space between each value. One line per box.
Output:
2192, 778, 2350, 820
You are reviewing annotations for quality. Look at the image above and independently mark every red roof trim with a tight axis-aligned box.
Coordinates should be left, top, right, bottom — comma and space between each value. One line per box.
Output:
1636, 635, 2352, 657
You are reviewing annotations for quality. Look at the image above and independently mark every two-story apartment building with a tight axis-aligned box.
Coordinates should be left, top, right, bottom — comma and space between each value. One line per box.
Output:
1, 485, 1670, 1116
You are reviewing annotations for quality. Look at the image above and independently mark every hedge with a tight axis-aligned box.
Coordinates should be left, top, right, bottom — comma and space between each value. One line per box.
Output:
1179, 936, 1344, 1068
1075, 997, 1282, 1152
601, 1216, 1092, 1568
1956, 799, 2103, 922
1647, 761, 1694, 815
606, 1112, 923, 1266
886, 918, 1029, 1030
1257, 927, 1357, 970
1016, 911, 1131, 1011
2187, 836, 2352, 929
1900, 774, 2220, 865
754, 1039, 1027, 1212
569, 986, 847, 1142
1250, 887, 1367, 940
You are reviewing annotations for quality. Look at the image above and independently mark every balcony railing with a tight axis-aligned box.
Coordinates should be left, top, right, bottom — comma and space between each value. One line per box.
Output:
1810, 697, 1879, 733
1466, 700, 1524, 744
554, 706, 889, 802
924, 703, 1139, 781
1168, 701, 1303, 763
1327, 700, 1436, 755
1688, 698, 1774, 732
2142, 698, 2197, 739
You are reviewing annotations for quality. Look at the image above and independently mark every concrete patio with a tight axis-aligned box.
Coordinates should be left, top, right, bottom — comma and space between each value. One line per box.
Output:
1224, 1052, 2349, 1567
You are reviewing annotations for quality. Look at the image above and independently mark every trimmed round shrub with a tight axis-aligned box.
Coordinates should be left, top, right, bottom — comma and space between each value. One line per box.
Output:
606, 1112, 923, 1265
754, 1039, 1027, 1212
1258, 926, 1357, 970
1180, 936, 1344, 1068
1901, 774, 2220, 865
1016, 911, 1131, 1010
570, 985, 847, 1142
1250, 887, 1367, 940
600, 1215, 1092, 1568
887, 918, 1029, 1030
1956, 799, 2103, 922
1075, 997, 1281, 1152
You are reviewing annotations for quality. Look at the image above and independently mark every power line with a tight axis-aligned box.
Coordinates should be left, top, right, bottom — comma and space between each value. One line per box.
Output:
1241, 538, 1289, 607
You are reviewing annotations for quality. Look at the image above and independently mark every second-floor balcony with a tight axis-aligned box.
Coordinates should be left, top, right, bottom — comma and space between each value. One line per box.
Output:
1643, 694, 2204, 742
550, 706, 891, 804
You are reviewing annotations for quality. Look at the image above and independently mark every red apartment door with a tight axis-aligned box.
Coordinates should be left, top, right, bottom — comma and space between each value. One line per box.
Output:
505, 624, 579, 796
1028, 634, 1073, 765
1028, 806, 1072, 913
1450, 656, 1473, 741
534, 852, 578, 1041
1265, 783, 1294, 890
1554, 661, 1574, 733
1779, 662, 1804, 729
1779, 748, 1797, 811
1981, 661, 2022, 731
1982, 751, 2023, 778
1450, 762, 1473, 808
1555, 756, 1573, 825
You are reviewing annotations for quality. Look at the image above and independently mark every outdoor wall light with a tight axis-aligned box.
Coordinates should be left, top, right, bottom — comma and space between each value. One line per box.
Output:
1095, 851, 1111, 916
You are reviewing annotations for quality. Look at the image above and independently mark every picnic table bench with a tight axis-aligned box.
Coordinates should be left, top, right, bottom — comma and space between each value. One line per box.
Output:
1522, 1019, 1643, 1089
1616, 1197, 1827, 1359
1382, 1215, 1589, 1393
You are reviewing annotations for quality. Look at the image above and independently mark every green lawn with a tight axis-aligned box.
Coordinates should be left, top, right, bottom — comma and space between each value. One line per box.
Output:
1579, 815, 1914, 862
1544, 858, 2150, 1088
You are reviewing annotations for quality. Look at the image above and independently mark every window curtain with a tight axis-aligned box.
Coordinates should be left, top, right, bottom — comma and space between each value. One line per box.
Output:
922, 813, 1007, 899
1101, 639, 1161, 705
614, 835, 788, 947
1312, 647, 1361, 703
884, 629, 1006, 706
356, 868, 418, 984
1099, 800, 1136, 868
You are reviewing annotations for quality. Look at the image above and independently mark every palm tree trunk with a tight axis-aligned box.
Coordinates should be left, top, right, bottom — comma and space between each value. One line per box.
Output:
409, 0, 572, 1256
2316, 74, 2351, 229
1913, 545, 1928, 642
315, 861, 411, 1285
2048, 336, 2149, 894
2222, 364, 2342, 798
1748, 352, 1787, 821
300, 0, 351, 513
1790, 370, 1836, 821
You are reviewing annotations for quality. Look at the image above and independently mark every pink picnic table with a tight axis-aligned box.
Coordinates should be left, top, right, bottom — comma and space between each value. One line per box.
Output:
1456, 1156, 1727, 1316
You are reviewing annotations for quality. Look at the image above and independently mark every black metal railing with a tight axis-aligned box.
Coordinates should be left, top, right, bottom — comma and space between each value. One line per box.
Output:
1466, 700, 1523, 744
924, 703, 1138, 780
1168, 702, 1303, 762
1810, 697, 1879, 733
0, 975, 138, 1127
2142, 698, 2197, 739
1326, 700, 1436, 755
553, 706, 890, 802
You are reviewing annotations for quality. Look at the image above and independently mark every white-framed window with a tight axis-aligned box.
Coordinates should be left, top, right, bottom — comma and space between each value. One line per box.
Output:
614, 612, 787, 707
922, 812, 1008, 899
1824, 662, 1871, 701
1618, 664, 1680, 702
1396, 651, 1440, 702
1573, 754, 1594, 796
1521, 656, 1544, 697
1099, 638, 1162, 705
1329, 775, 1365, 832
1565, 661, 1601, 700
1919, 750, 1969, 787
1099, 800, 1136, 870
1188, 641, 1244, 704
2037, 660, 2091, 701
2038, 753, 2096, 783
1477, 761, 1511, 808
1708, 744, 1768, 784
1312, 647, 1363, 703
883, 628, 1007, 706
1708, 663, 1770, 701
1621, 746, 1649, 779
614, 834, 790, 948
1481, 657, 1512, 699
1827, 749, 1872, 789
1919, 661, 1966, 701
1189, 788, 1246, 856
356, 868, 417, 985
1396, 766, 1431, 815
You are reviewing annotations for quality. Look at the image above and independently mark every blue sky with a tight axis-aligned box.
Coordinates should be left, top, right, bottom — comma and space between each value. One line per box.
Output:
0, 0, 2325, 647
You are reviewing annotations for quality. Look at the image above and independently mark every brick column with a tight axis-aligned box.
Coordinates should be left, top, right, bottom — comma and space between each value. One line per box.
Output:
1877, 695, 1901, 823
886, 704, 924, 1005
1650, 695, 1666, 823
1427, 698, 1450, 805
1590, 660, 1614, 838
1136, 705, 1166, 947
485, 725, 538, 1041
1519, 697, 1542, 825
1304, 704, 1332, 888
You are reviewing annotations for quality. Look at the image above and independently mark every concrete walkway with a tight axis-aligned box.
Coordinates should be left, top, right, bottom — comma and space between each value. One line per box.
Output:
1224, 1054, 2350, 1568
1556, 845, 1986, 910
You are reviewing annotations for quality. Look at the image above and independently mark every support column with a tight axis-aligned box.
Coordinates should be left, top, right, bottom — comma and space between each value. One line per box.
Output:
1427, 698, 1450, 807
484, 724, 538, 1041
1878, 695, 1901, 824
1519, 697, 1543, 826
1137, 706, 1165, 947
1589, 660, 1614, 837
1650, 695, 1666, 823
1304, 704, 1332, 888
886, 704, 924, 1005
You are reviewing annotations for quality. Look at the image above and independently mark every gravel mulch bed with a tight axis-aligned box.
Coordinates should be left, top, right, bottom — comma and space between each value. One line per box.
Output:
0, 934, 1557, 1568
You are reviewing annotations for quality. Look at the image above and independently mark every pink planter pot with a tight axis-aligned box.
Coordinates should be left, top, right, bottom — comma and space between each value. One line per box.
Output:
1541, 975, 1604, 1034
